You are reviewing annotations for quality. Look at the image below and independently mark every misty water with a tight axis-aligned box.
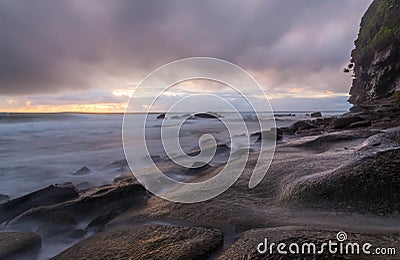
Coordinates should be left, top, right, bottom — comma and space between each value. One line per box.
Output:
0, 112, 313, 199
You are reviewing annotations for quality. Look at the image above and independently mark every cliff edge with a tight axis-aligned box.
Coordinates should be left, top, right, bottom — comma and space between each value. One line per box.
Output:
349, 0, 400, 108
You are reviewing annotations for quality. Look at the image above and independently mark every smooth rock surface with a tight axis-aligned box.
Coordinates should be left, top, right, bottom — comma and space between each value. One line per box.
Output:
331, 116, 364, 129
0, 232, 41, 260
53, 225, 223, 260
0, 182, 79, 224
283, 148, 400, 215
0, 194, 9, 203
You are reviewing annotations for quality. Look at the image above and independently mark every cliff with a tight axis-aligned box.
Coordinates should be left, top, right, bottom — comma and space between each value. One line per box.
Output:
349, 0, 400, 107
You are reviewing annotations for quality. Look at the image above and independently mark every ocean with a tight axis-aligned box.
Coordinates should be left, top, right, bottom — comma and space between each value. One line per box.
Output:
0, 111, 344, 199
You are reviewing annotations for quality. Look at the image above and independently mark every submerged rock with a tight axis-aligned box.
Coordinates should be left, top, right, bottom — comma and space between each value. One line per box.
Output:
193, 112, 223, 119
0, 194, 9, 203
73, 166, 91, 175
156, 113, 166, 119
0, 182, 79, 224
53, 225, 223, 260
0, 232, 41, 260
310, 111, 322, 117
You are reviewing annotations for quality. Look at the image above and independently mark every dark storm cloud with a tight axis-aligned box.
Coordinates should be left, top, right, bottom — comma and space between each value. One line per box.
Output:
0, 0, 372, 95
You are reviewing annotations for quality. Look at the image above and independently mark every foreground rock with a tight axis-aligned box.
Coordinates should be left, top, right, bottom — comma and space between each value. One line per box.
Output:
0, 194, 9, 203
252, 128, 283, 141
330, 116, 364, 129
0, 182, 79, 224
9, 182, 148, 236
282, 147, 400, 215
218, 226, 400, 259
0, 232, 41, 260
54, 225, 223, 260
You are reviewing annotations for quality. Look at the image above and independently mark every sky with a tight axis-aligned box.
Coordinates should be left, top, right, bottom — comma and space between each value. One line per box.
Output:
0, 0, 373, 113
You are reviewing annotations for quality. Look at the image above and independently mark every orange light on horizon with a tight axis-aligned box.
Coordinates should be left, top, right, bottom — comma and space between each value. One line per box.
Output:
0, 102, 128, 113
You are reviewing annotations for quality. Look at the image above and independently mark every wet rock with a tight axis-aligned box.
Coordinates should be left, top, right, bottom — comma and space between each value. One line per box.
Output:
0, 194, 9, 203
349, 105, 365, 113
330, 116, 363, 129
86, 210, 120, 232
157, 113, 166, 119
113, 173, 137, 184
0, 232, 41, 260
349, 120, 371, 128
0, 182, 79, 223
357, 128, 400, 152
10, 183, 147, 231
36, 216, 79, 239
185, 143, 230, 157
53, 225, 223, 260
218, 227, 400, 259
193, 112, 223, 119
293, 121, 318, 131
282, 148, 400, 215
73, 166, 91, 175
282, 120, 319, 135
291, 131, 373, 152
310, 111, 322, 117
253, 128, 283, 141
311, 117, 333, 126
108, 159, 129, 168
274, 113, 295, 117
76, 181, 92, 190
185, 161, 212, 175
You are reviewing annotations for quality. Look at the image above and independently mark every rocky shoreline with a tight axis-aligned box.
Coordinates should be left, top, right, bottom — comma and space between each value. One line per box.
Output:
0, 106, 399, 259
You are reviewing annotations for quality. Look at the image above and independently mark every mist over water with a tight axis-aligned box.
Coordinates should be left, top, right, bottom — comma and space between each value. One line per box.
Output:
0, 112, 342, 199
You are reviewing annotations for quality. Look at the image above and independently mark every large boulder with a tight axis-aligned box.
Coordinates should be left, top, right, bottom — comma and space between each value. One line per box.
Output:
292, 121, 318, 131
252, 128, 283, 141
330, 116, 364, 129
8, 183, 148, 234
349, 120, 371, 128
310, 111, 322, 118
282, 148, 400, 215
0, 182, 79, 224
0, 232, 41, 260
53, 225, 223, 260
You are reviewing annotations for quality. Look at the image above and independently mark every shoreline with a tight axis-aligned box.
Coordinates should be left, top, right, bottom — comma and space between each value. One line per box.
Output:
1, 108, 400, 259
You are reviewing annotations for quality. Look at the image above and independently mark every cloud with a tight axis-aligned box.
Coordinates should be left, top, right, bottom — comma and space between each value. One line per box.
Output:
0, 0, 372, 96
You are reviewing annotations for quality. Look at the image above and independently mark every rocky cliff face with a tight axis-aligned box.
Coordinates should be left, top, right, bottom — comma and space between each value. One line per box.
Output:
349, 0, 400, 107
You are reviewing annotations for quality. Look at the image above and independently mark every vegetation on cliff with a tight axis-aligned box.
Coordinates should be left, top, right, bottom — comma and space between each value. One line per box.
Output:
349, 0, 400, 105
354, 0, 400, 65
